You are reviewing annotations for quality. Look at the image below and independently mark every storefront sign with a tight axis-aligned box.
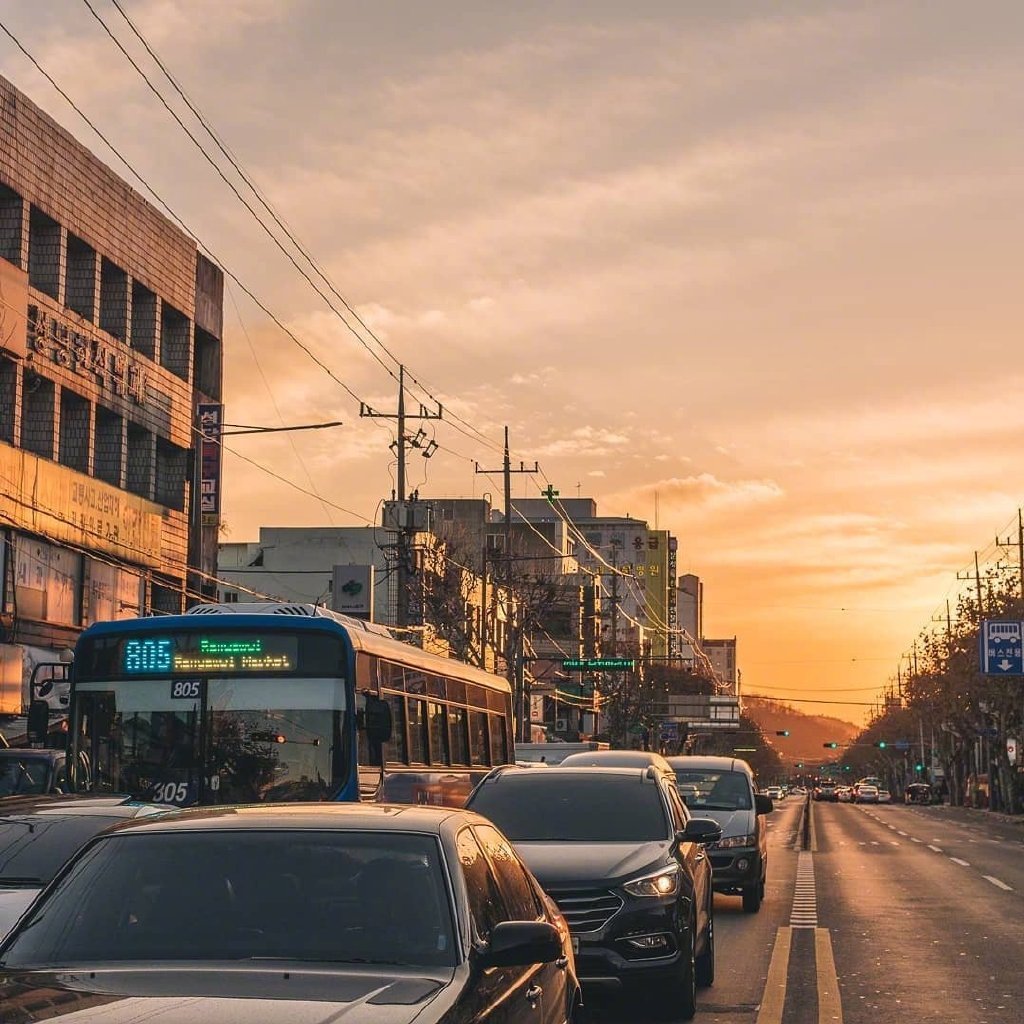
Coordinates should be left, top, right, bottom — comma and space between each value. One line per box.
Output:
27, 304, 148, 404
198, 403, 222, 526
0, 441, 164, 568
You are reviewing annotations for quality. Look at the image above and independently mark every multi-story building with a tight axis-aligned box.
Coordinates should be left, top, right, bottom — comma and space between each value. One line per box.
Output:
0, 76, 223, 718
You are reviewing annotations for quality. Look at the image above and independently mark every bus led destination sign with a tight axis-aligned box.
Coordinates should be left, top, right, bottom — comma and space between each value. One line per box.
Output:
123, 635, 297, 675
561, 658, 636, 672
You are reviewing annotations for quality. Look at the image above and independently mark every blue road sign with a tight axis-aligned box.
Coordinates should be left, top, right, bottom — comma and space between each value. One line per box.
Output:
893, 739, 911, 751
980, 620, 1024, 675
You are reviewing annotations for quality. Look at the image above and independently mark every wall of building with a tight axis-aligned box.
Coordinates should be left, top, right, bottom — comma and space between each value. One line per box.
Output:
0, 75, 222, 714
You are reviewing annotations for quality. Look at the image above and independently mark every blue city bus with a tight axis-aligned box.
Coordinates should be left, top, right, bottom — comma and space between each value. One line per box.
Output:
65, 603, 514, 807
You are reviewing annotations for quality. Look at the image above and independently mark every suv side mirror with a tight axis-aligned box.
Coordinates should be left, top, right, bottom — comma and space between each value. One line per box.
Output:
755, 794, 774, 815
479, 921, 563, 968
362, 695, 393, 745
679, 817, 723, 846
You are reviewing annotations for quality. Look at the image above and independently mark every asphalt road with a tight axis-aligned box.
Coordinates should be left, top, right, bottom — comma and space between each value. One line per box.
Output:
587, 796, 1024, 1023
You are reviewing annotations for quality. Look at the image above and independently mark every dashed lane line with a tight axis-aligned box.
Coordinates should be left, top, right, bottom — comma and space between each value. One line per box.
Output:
949, 857, 970, 867
928, 845, 943, 853
984, 875, 1013, 891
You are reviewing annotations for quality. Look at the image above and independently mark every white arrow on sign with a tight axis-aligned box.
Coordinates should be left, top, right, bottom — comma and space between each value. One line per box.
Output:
998, 659, 1013, 671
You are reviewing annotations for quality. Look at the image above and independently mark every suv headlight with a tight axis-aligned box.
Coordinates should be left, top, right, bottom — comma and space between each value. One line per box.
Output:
717, 833, 756, 849
623, 864, 679, 898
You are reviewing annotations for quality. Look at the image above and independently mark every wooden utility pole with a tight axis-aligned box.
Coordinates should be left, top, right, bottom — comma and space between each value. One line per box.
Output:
360, 366, 441, 627
475, 427, 538, 739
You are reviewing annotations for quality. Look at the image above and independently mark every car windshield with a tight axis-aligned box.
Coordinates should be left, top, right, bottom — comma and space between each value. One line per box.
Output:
0, 815, 128, 885
0, 830, 455, 968
674, 770, 752, 811
0, 758, 51, 798
468, 773, 667, 842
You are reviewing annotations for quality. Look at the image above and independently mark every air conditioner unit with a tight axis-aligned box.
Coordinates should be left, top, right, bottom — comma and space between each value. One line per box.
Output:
555, 717, 568, 733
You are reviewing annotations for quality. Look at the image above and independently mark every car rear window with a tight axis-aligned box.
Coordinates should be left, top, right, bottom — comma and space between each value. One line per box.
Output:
468, 773, 668, 842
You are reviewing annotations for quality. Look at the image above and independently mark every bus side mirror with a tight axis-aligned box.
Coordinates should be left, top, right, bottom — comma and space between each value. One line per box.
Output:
27, 699, 50, 745
364, 696, 393, 745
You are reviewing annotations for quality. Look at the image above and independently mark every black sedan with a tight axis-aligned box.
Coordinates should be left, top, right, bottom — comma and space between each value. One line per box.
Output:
466, 766, 721, 1021
0, 803, 580, 1024
0, 795, 172, 939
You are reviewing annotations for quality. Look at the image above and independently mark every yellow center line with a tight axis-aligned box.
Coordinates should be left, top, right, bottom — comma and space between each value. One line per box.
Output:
815, 928, 843, 1023
755, 926, 793, 1024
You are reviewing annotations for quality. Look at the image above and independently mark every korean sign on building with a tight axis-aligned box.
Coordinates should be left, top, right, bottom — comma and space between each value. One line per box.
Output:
198, 403, 223, 526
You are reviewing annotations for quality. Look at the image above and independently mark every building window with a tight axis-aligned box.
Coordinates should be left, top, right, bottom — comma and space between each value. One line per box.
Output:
58, 388, 91, 474
99, 258, 128, 340
28, 206, 61, 300
223, 591, 239, 603
155, 437, 188, 511
21, 369, 55, 459
193, 325, 221, 399
130, 280, 158, 358
150, 577, 183, 615
0, 356, 17, 443
126, 421, 154, 499
160, 301, 191, 381
0, 184, 24, 267
66, 234, 97, 322
94, 406, 124, 486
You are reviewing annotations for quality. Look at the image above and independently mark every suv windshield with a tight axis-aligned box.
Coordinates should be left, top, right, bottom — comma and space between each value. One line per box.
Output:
0, 830, 455, 968
674, 770, 752, 811
469, 772, 668, 842
0, 757, 52, 798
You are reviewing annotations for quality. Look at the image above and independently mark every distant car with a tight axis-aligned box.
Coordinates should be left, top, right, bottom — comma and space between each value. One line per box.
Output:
836, 786, 853, 803
559, 749, 676, 781
814, 783, 838, 802
0, 803, 581, 1024
467, 765, 720, 1020
763, 786, 784, 800
668, 756, 773, 914
877, 789, 892, 804
0, 795, 171, 939
855, 785, 880, 804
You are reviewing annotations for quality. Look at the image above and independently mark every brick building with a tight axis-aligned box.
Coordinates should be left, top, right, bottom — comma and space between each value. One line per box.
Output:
0, 75, 223, 717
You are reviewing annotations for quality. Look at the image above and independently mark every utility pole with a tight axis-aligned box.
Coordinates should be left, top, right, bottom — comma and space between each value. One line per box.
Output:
360, 366, 441, 627
995, 508, 1024, 601
475, 427, 538, 740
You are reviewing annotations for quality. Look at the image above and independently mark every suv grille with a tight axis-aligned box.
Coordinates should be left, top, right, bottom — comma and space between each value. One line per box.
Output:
548, 888, 623, 932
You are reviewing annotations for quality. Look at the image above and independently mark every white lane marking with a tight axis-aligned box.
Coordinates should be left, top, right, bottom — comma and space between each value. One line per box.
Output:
911, 837, 922, 843
897, 830, 908, 836
949, 857, 970, 867
984, 876, 1013, 891
790, 851, 818, 929
890, 841, 900, 846
870, 841, 880, 846
928, 845, 943, 853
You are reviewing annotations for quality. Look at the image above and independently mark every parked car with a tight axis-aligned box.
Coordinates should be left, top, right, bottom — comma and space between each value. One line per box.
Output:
0, 795, 172, 939
854, 784, 880, 804
877, 789, 893, 804
0, 803, 580, 1024
667, 756, 773, 913
905, 782, 933, 805
467, 766, 720, 1020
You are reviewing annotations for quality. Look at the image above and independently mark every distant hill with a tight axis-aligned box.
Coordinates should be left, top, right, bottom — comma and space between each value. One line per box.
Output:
743, 697, 859, 765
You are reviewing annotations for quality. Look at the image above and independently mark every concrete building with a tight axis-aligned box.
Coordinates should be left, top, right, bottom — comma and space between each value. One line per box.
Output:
703, 638, 739, 695
0, 75, 223, 718
677, 574, 703, 643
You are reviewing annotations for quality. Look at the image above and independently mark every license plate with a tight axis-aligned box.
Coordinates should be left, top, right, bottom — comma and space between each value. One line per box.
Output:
572, 936, 579, 954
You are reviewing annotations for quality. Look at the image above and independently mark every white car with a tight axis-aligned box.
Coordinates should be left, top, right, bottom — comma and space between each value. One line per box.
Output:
854, 784, 879, 804
763, 786, 784, 800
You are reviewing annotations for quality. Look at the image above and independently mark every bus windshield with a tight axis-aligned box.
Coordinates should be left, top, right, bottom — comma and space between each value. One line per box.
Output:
71, 628, 350, 806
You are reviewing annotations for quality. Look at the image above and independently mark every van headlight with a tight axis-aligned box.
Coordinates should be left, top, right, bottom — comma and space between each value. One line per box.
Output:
717, 833, 756, 849
624, 865, 679, 897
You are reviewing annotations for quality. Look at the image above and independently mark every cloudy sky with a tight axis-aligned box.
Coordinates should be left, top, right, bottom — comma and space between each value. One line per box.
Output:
4, 0, 1024, 721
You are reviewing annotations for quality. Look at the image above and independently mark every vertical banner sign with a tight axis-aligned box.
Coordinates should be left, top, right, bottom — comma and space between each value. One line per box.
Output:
667, 536, 679, 656
198, 404, 223, 527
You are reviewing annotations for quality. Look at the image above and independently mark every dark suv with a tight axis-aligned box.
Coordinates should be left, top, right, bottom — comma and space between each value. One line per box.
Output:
466, 766, 721, 1020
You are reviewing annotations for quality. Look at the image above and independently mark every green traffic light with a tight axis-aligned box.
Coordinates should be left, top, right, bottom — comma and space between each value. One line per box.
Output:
823, 742, 838, 749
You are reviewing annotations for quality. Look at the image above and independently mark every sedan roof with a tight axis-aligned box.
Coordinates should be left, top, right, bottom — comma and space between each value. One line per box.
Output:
99, 802, 472, 837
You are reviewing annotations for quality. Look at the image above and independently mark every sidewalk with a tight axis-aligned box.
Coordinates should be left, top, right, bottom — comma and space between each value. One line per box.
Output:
918, 802, 1024, 829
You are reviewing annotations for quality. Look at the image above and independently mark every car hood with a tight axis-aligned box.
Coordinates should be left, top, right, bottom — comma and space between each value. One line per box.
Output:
0, 966, 452, 1024
512, 840, 671, 886
686, 809, 753, 838
0, 887, 40, 941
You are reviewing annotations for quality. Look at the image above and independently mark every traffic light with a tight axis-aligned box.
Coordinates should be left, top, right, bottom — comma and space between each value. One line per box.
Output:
843, 765, 852, 771
873, 741, 887, 749
795, 762, 804, 768
252, 731, 287, 744
823, 742, 838, 749
776, 730, 790, 737
914, 762, 924, 772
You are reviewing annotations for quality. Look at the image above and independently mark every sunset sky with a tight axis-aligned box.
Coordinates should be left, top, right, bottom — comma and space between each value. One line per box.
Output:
4, 0, 1023, 722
